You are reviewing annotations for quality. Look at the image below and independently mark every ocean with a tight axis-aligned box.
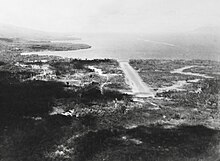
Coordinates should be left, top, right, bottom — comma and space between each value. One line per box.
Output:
22, 33, 220, 61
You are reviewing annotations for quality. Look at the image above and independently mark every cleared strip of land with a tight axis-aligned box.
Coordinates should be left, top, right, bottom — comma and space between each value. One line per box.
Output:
119, 61, 154, 97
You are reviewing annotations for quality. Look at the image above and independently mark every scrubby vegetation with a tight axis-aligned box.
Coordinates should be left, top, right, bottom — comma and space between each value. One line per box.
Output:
50, 59, 115, 75
129, 59, 220, 88
0, 80, 66, 121
0, 57, 219, 161
0, 62, 131, 160
156, 78, 219, 108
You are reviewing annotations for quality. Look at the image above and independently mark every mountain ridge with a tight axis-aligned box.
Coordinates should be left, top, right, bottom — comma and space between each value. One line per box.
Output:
0, 23, 79, 40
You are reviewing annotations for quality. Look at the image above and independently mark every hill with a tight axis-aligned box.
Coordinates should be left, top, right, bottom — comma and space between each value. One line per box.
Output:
0, 23, 78, 40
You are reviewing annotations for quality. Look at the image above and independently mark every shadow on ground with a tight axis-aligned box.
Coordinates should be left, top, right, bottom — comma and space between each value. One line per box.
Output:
74, 125, 220, 161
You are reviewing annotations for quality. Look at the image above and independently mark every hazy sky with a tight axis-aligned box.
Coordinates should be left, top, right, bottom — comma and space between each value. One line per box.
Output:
0, 0, 220, 33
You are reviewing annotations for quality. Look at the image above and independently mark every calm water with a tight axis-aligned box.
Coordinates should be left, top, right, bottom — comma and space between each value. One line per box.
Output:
23, 33, 220, 61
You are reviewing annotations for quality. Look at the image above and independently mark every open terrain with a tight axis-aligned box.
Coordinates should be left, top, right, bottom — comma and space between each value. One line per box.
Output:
0, 37, 219, 161
0, 57, 219, 161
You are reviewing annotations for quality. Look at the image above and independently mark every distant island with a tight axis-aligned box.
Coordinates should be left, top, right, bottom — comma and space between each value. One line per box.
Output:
0, 37, 91, 62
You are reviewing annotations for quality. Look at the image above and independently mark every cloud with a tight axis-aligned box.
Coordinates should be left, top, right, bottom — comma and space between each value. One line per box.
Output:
0, 0, 219, 33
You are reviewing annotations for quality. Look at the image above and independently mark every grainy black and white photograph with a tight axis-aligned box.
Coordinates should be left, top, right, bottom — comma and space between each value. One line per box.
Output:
0, 0, 219, 161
